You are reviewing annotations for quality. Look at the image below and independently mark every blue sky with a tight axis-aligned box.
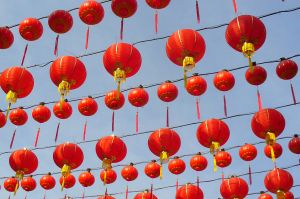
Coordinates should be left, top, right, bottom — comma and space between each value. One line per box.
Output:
0, 0, 299, 198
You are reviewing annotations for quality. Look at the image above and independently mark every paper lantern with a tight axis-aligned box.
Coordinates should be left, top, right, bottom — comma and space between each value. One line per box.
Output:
220, 176, 249, 199
144, 160, 161, 179
190, 152, 208, 172
100, 168, 117, 185
176, 183, 204, 199
0, 27, 14, 49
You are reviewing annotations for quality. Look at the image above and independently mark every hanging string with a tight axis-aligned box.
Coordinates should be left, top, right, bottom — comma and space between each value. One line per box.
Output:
257, 87, 263, 111
43, 191, 46, 199
290, 81, 296, 104
21, 44, 28, 66
120, 18, 124, 41
135, 110, 139, 133
223, 95, 228, 117
9, 128, 17, 149
82, 188, 85, 199
197, 176, 200, 195
24, 193, 27, 199
221, 170, 224, 182
125, 185, 128, 199
196, 97, 201, 120
155, 11, 158, 33
112, 111, 115, 132
8, 195, 10, 199
54, 122, 61, 143
166, 105, 169, 127
54, 35, 59, 56
83, 120, 87, 141
196, 0, 200, 24
34, 127, 41, 147
248, 164, 252, 185
85, 26, 90, 50
176, 177, 178, 191
150, 184, 153, 199
232, 0, 238, 13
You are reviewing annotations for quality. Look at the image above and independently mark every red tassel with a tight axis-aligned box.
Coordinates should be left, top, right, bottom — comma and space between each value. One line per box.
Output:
21, 44, 28, 66
290, 82, 296, 104
248, 165, 252, 185
222, 171, 224, 182
43, 191, 46, 199
8, 196, 10, 199
34, 127, 41, 147
125, 185, 128, 199
176, 178, 178, 191
196, 0, 200, 24
83, 120, 87, 141
150, 184, 153, 199
85, 26, 90, 50
257, 87, 263, 111
112, 111, 115, 132
166, 106, 169, 127
54, 122, 60, 142
10, 128, 16, 149
196, 98, 201, 120
136, 110, 139, 133
24, 193, 27, 199
54, 35, 59, 56
197, 176, 200, 195
232, 0, 238, 13
105, 188, 108, 197
223, 95, 227, 117
120, 18, 124, 40
155, 11, 158, 33
82, 189, 85, 199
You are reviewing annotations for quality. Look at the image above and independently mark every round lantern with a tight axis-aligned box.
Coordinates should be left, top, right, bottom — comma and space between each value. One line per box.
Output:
53, 100, 73, 120
134, 190, 158, 199
264, 142, 283, 160
78, 169, 95, 187
48, 10, 73, 56
144, 160, 161, 179
166, 29, 206, 86
111, 0, 137, 40
285, 192, 295, 199
176, 183, 204, 199
79, 0, 105, 49
288, 134, 300, 154
190, 152, 208, 172
213, 70, 235, 117
0, 27, 14, 49
21, 176, 36, 192
121, 163, 138, 181
50, 56, 87, 102
40, 173, 56, 190
186, 74, 207, 120
59, 174, 76, 189
259, 192, 273, 199
53, 142, 84, 189
128, 85, 149, 132
220, 176, 249, 199
239, 143, 257, 184
98, 196, 115, 199
9, 107, 28, 126
19, 18, 43, 41
225, 15, 266, 68
100, 168, 117, 185
168, 157, 186, 190
103, 42, 142, 91
0, 110, 6, 128
95, 135, 127, 169
4, 177, 18, 193
105, 90, 125, 131
264, 168, 293, 198
215, 149, 232, 172
0, 66, 34, 116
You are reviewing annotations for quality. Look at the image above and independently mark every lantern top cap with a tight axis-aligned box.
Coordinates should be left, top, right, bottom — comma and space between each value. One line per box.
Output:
196, 152, 202, 155
260, 191, 266, 194
280, 57, 286, 61
192, 73, 199, 76
87, 168, 91, 172
151, 160, 157, 163
138, 85, 144, 88
47, 172, 52, 175
129, 162, 134, 166
165, 80, 172, 83
252, 61, 257, 66
294, 134, 298, 138
39, 102, 45, 106
88, 95, 93, 99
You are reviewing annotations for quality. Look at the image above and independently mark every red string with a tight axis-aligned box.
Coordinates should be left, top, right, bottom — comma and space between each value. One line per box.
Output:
125, 185, 128, 199
150, 184, 153, 199
54, 122, 60, 142
24, 193, 27, 199
83, 120, 87, 141
248, 164, 252, 185
257, 87, 263, 111
155, 11, 158, 33
112, 111, 115, 132
54, 35, 59, 56
196, 98, 201, 120
120, 18, 124, 41
290, 82, 296, 104
8, 196, 10, 199
43, 191, 46, 199
223, 95, 228, 117
9, 128, 16, 149
34, 127, 41, 147
166, 106, 169, 127
197, 176, 200, 195
136, 110, 139, 133
196, 0, 200, 24
21, 44, 28, 66
85, 26, 90, 50
176, 178, 178, 191
232, 0, 238, 13
222, 171, 224, 182
82, 189, 85, 199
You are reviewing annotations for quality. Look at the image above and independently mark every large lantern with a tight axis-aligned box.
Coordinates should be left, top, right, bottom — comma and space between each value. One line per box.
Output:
0, 27, 14, 49
53, 142, 84, 190
176, 183, 204, 199
239, 143, 257, 185
111, 0, 137, 40
225, 15, 266, 68
95, 135, 127, 169
166, 29, 206, 86
220, 176, 249, 199
103, 42, 142, 91
9, 107, 28, 149
40, 173, 56, 198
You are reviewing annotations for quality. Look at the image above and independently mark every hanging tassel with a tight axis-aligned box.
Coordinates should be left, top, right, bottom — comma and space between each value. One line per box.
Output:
290, 82, 296, 104
136, 110, 139, 133
176, 178, 178, 191
232, 0, 238, 13
112, 111, 115, 132
166, 106, 169, 127
248, 164, 252, 185
104, 188, 108, 197
10, 128, 17, 149
150, 184, 153, 199
24, 193, 27, 199
43, 191, 46, 199
222, 171, 224, 182
82, 189, 85, 199
223, 95, 228, 117
257, 87, 263, 111
34, 127, 41, 147
54, 122, 60, 143
54, 35, 59, 56
120, 18, 124, 40
8, 195, 10, 199
159, 165, 163, 179
196, 0, 200, 24
85, 26, 90, 50
21, 44, 28, 66
270, 145, 276, 162
213, 156, 217, 172
155, 11, 158, 33
196, 98, 201, 120
125, 185, 128, 199
83, 120, 87, 141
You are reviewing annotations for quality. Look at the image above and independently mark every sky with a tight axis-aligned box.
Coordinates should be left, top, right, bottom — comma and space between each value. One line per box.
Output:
0, 0, 299, 198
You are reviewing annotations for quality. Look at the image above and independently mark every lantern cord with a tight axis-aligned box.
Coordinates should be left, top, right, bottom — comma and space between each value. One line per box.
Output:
248, 164, 252, 185
232, 0, 238, 13
136, 110, 139, 133
257, 87, 263, 111
197, 176, 200, 187
125, 185, 128, 199
166, 106, 169, 127
24, 193, 27, 199
43, 191, 46, 199
176, 177, 179, 191
9, 128, 17, 149
196, 97, 201, 120
34, 127, 41, 147
54, 35, 59, 56
196, 0, 200, 24
54, 122, 61, 143
221, 170, 224, 182
112, 111, 115, 132
120, 18, 124, 41
150, 184, 153, 199
21, 44, 28, 66
290, 81, 296, 104
83, 120, 87, 141
8, 195, 10, 199
85, 26, 90, 50
82, 188, 85, 199
223, 95, 228, 118
155, 11, 158, 34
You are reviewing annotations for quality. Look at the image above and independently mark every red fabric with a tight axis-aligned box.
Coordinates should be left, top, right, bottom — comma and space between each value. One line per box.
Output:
196, 98, 200, 120
53, 101, 73, 119
19, 18, 43, 41
288, 135, 300, 154
111, 0, 137, 18
0, 27, 14, 49
3, 177, 18, 192
264, 168, 293, 193
136, 111, 139, 133
290, 82, 296, 104
40, 174, 56, 190
121, 164, 138, 181
21, 44, 28, 66
105, 90, 125, 110
83, 121, 87, 141
155, 11, 158, 33
196, 0, 200, 23
9, 108, 28, 126
85, 26, 90, 50
100, 169, 117, 184
223, 95, 227, 117
186, 75, 207, 96
232, 0, 238, 13
145, 0, 170, 9
276, 59, 298, 80
112, 111, 115, 132
215, 150, 232, 168
245, 65, 267, 86
257, 88, 263, 111
78, 97, 98, 116
79, 0, 104, 25
9, 148, 38, 174
213, 70, 235, 91
34, 127, 41, 147
190, 154, 208, 171
54, 35, 59, 56
144, 160, 160, 179
239, 144, 257, 161
98, 196, 115, 199
157, 82, 178, 102
78, 171, 95, 187
54, 122, 60, 142
285, 191, 295, 199
32, 104, 51, 123
168, 157, 186, 175
175, 184, 204, 199
220, 177, 249, 198
9, 129, 16, 149
59, 174, 75, 189
21, 177, 36, 192
264, 143, 283, 159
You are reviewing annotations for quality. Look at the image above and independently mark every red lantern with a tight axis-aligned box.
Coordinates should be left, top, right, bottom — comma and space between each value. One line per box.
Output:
95, 135, 127, 169
213, 70, 235, 117
264, 142, 283, 160
100, 168, 117, 185
134, 190, 158, 199
50, 56, 87, 101
98, 196, 115, 199
168, 157, 186, 190
0, 111, 6, 128
285, 192, 295, 199
190, 152, 208, 172
53, 100, 72, 142
157, 81, 178, 127
53, 142, 84, 189
145, 0, 171, 33
103, 43, 142, 91
78, 168, 95, 196
4, 177, 18, 193
79, 0, 105, 49
48, 10, 73, 56
220, 176, 249, 199
245, 64, 267, 110
176, 183, 204, 199
166, 29, 206, 85
186, 74, 207, 120
264, 168, 293, 198
59, 174, 76, 189
121, 163, 138, 181
128, 85, 149, 132
259, 192, 273, 199
0, 27, 14, 49
225, 15, 266, 68
21, 176, 36, 193
111, 0, 137, 40
239, 143, 257, 185
144, 160, 161, 179
276, 58, 298, 104
9, 107, 28, 126
215, 149, 232, 171
288, 134, 300, 154
0, 66, 34, 116
40, 173, 56, 190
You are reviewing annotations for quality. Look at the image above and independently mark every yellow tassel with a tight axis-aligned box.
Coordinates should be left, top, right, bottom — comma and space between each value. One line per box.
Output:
13, 181, 19, 196
270, 145, 276, 162
242, 42, 255, 69
104, 170, 107, 185
159, 164, 163, 180
15, 170, 24, 181
160, 151, 169, 164
266, 132, 276, 145
210, 141, 220, 154
5, 90, 18, 119
61, 164, 71, 177
213, 156, 217, 172
114, 68, 126, 92
58, 80, 71, 102
102, 158, 112, 170
183, 56, 195, 87
277, 190, 285, 199
61, 176, 65, 191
